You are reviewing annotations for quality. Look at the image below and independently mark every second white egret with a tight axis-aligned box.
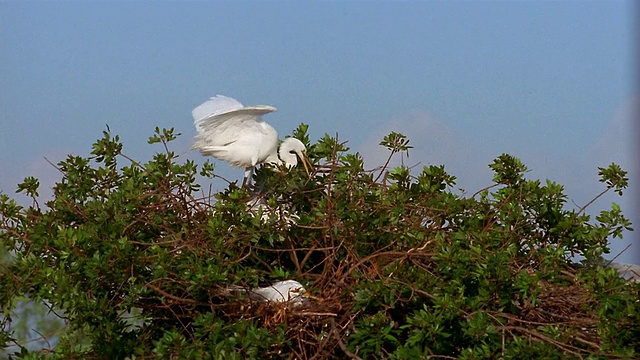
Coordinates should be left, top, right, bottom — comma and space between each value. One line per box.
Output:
248, 280, 308, 304
192, 95, 311, 186
225, 280, 310, 305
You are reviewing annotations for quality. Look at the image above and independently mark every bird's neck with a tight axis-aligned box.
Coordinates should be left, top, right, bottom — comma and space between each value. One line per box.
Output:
265, 152, 282, 166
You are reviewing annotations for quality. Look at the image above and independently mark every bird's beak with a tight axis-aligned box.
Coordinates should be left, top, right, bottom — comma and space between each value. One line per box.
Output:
300, 153, 312, 178
302, 293, 321, 301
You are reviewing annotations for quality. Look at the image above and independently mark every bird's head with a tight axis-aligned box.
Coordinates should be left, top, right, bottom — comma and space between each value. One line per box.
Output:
279, 138, 311, 176
273, 280, 320, 304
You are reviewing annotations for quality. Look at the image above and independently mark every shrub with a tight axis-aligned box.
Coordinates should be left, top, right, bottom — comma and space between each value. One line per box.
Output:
1, 126, 637, 359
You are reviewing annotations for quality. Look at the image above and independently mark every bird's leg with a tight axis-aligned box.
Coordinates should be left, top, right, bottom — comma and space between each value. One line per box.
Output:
243, 167, 255, 188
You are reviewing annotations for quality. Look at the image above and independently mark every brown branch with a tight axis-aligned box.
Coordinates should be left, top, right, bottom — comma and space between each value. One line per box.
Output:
145, 282, 197, 304
577, 188, 609, 216
330, 318, 362, 360
499, 325, 586, 358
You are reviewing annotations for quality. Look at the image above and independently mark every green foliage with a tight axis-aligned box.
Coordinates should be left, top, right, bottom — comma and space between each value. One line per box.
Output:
1, 127, 638, 359
598, 163, 628, 196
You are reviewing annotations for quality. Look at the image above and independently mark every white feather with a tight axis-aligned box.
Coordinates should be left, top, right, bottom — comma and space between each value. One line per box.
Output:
192, 95, 246, 132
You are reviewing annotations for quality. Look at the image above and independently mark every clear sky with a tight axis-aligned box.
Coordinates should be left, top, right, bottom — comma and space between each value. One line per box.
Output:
1, 1, 638, 263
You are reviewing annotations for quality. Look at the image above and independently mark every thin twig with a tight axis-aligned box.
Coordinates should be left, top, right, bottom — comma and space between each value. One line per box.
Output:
330, 318, 362, 360
577, 188, 608, 216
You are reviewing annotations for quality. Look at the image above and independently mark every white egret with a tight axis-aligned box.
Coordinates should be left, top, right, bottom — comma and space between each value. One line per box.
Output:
192, 95, 311, 186
226, 280, 309, 305
248, 280, 308, 304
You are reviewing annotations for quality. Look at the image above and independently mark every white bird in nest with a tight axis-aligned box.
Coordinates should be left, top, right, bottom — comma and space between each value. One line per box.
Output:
227, 280, 310, 305
192, 95, 311, 186
249, 280, 308, 304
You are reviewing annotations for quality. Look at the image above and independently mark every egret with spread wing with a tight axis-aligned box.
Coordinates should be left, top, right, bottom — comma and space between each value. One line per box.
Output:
192, 95, 311, 186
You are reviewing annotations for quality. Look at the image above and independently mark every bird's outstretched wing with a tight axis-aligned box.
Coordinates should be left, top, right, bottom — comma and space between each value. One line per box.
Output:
193, 95, 276, 133
192, 95, 279, 169
193, 95, 244, 132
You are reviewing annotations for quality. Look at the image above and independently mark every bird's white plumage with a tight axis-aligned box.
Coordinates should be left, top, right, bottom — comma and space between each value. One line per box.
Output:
193, 95, 244, 130
278, 137, 308, 169
192, 95, 309, 184
248, 280, 307, 304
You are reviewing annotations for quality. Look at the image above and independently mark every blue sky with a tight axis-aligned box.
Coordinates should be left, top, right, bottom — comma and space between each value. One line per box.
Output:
1, 1, 638, 263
